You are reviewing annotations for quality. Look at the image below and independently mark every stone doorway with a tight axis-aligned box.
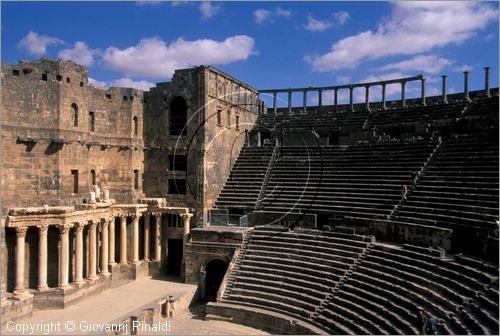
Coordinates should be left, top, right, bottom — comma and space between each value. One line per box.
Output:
204, 259, 228, 302
167, 239, 182, 276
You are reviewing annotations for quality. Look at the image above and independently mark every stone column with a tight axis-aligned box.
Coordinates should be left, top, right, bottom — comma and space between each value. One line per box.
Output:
401, 81, 406, 107
273, 92, 277, 113
303, 91, 307, 113
349, 86, 354, 112
131, 216, 140, 264
334, 89, 338, 108
154, 214, 161, 262
58, 225, 72, 289
484, 66, 490, 97
119, 216, 128, 265
318, 89, 323, 107
13, 227, 28, 298
463, 71, 470, 102
108, 217, 116, 265
421, 78, 426, 106
442, 75, 448, 103
382, 84, 387, 110
143, 214, 150, 261
74, 223, 84, 286
37, 225, 49, 291
88, 221, 99, 281
100, 220, 110, 276
365, 86, 370, 110
287, 91, 292, 114
181, 213, 193, 270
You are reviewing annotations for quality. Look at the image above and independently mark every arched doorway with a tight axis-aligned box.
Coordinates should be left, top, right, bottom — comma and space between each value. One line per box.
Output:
204, 259, 228, 302
169, 96, 187, 136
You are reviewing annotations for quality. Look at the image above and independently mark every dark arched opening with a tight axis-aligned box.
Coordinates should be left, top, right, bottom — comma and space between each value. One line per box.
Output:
133, 116, 138, 136
204, 259, 228, 302
71, 103, 78, 127
170, 96, 187, 136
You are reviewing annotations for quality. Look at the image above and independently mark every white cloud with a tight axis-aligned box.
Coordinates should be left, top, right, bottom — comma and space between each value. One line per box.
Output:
110, 78, 155, 91
199, 2, 220, 19
17, 31, 64, 56
454, 64, 473, 72
306, 2, 498, 72
254, 7, 291, 24
88, 77, 108, 89
102, 35, 255, 79
135, 1, 163, 5
304, 15, 333, 32
379, 54, 452, 74
333, 11, 350, 25
170, 0, 189, 6
254, 9, 271, 24
304, 11, 350, 32
336, 75, 351, 84
58, 41, 100, 67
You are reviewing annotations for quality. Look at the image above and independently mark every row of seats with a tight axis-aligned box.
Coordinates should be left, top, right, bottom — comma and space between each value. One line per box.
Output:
391, 135, 499, 231
318, 244, 499, 335
219, 227, 499, 335
214, 146, 274, 210
366, 102, 467, 127
260, 140, 438, 220
222, 226, 373, 329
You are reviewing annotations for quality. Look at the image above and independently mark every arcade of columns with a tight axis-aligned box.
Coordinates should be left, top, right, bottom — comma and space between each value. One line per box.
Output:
8, 211, 193, 299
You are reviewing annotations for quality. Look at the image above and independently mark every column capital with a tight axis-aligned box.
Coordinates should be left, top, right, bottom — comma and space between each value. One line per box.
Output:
74, 222, 85, 232
37, 225, 49, 233
58, 224, 72, 234
15, 226, 28, 237
88, 221, 97, 228
180, 213, 193, 220
101, 220, 109, 229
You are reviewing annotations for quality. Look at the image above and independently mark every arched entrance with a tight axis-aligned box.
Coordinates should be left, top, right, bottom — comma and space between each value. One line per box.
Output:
204, 259, 228, 302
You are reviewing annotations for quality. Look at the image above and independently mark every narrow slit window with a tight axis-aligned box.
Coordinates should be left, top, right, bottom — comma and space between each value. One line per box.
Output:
89, 111, 95, 132
71, 170, 79, 193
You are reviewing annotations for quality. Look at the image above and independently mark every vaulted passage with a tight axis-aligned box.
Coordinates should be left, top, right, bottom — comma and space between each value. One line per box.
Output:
205, 259, 228, 302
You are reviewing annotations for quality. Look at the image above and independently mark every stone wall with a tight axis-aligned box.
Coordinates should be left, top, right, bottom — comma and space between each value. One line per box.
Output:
1, 59, 144, 212
143, 66, 259, 226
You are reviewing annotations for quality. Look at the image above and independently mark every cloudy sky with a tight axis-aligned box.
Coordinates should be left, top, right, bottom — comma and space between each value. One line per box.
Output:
2, 1, 498, 105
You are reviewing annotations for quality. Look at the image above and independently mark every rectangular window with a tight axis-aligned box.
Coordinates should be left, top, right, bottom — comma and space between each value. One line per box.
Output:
168, 179, 186, 195
12, 70, 20, 76
42, 74, 48, 81
89, 111, 95, 132
90, 169, 96, 185
56, 75, 62, 81
134, 170, 139, 190
235, 115, 240, 130
227, 111, 231, 128
66, 77, 71, 83
168, 155, 187, 171
71, 170, 79, 193
216, 109, 222, 126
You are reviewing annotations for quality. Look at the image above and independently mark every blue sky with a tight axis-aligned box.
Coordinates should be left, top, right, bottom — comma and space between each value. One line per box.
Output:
2, 1, 499, 105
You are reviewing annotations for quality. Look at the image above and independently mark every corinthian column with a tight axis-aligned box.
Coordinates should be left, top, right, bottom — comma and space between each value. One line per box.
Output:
74, 223, 84, 286
154, 214, 161, 262
37, 225, 49, 291
100, 219, 110, 276
180, 213, 193, 276
88, 221, 99, 281
58, 224, 72, 289
108, 217, 116, 265
143, 214, 150, 261
13, 227, 28, 298
119, 216, 128, 265
131, 216, 139, 264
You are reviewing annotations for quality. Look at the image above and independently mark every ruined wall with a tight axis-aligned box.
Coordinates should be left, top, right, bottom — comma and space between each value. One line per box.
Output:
1, 59, 144, 212
202, 68, 259, 224
143, 66, 258, 227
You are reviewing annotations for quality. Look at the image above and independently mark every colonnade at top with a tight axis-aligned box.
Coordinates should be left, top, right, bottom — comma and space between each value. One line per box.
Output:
258, 67, 492, 113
